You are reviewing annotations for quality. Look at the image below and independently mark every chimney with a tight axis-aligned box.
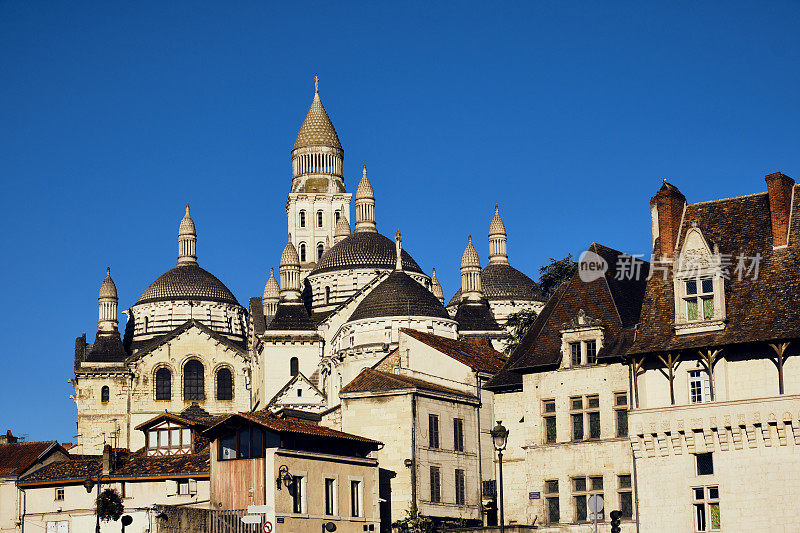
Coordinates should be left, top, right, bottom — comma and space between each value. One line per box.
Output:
765, 172, 795, 248
650, 180, 686, 259
0, 430, 18, 444
102, 444, 112, 475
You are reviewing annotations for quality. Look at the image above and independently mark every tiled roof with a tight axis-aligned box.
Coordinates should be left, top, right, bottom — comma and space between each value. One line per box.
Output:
267, 303, 317, 331
455, 300, 502, 332
448, 263, 545, 306
311, 232, 424, 275
341, 367, 478, 400
84, 332, 128, 363
293, 92, 342, 151
502, 243, 648, 373
249, 297, 267, 335
631, 186, 800, 355
134, 407, 220, 431
204, 412, 381, 445
18, 457, 100, 484
349, 271, 450, 322
136, 263, 240, 306
0, 441, 59, 477
400, 328, 508, 373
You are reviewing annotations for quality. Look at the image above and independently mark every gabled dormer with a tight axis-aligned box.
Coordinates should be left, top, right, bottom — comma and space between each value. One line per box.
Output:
136, 411, 212, 456
673, 223, 726, 335
559, 309, 605, 368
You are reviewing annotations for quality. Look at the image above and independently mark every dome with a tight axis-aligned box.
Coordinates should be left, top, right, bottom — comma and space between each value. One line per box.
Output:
311, 231, 424, 275
461, 235, 480, 268
136, 264, 240, 306
98, 267, 117, 299
448, 263, 545, 306
293, 82, 342, 151
349, 271, 450, 322
281, 240, 300, 266
263, 268, 279, 300
489, 204, 506, 236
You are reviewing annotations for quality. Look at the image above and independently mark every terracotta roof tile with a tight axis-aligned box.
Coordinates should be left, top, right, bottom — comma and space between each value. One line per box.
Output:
0, 441, 60, 477
341, 367, 478, 400
399, 329, 508, 372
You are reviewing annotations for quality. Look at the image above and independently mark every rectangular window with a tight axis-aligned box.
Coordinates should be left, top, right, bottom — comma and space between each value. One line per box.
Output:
693, 486, 720, 531
545, 480, 559, 524
121, 482, 133, 499
689, 370, 711, 404
219, 434, 236, 460
615, 393, 629, 437
429, 415, 440, 449
570, 342, 582, 366
324, 478, 336, 516
618, 475, 633, 519
430, 467, 441, 503
696, 453, 714, 476
571, 395, 599, 440
586, 340, 597, 365
573, 476, 603, 522
178, 480, 189, 495
292, 476, 305, 514
350, 479, 362, 517
685, 278, 715, 322
543, 399, 557, 443
453, 418, 464, 452
588, 411, 601, 439
571, 413, 584, 440
455, 469, 466, 505
55, 487, 64, 501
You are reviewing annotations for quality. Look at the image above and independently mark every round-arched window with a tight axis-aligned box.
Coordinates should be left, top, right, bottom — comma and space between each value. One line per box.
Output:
216, 368, 233, 401
155, 367, 171, 400
184, 360, 205, 401
101, 386, 109, 403
299, 210, 306, 228
290, 357, 299, 377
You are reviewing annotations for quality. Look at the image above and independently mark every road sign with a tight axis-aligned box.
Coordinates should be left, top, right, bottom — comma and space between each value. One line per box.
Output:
588, 494, 604, 513
262, 521, 273, 533
241, 515, 262, 524
247, 505, 274, 514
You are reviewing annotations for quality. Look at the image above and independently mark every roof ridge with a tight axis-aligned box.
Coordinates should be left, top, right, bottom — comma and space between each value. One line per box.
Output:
689, 190, 768, 206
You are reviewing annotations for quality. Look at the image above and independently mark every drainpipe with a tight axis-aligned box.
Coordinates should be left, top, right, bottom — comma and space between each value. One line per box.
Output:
410, 392, 418, 510
475, 373, 484, 525
628, 361, 640, 533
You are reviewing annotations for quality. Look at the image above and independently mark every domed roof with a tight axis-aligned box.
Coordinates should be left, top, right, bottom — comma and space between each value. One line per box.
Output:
136, 264, 240, 306
489, 204, 506, 236
448, 263, 545, 307
461, 235, 480, 268
349, 271, 451, 322
263, 268, 279, 301
98, 267, 117, 299
293, 80, 342, 151
311, 231, 424, 275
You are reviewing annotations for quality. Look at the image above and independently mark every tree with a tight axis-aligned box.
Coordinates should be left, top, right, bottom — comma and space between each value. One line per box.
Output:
538, 254, 577, 299
502, 308, 539, 355
392, 506, 435, 533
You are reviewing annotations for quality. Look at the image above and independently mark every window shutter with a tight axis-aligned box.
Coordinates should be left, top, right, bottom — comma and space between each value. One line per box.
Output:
189, 478, 198, 495
165, 480, 178, 496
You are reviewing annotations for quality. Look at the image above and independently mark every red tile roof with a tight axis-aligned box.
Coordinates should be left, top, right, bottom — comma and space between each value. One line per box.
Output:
0, 441, 60, 477
400, 329, 508, 372
341, 367, 478, 400
203, 412, 381, 445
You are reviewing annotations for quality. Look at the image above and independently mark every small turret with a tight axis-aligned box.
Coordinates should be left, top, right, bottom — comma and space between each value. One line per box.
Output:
178, 204, 197, 265
279, 235, 301, 302
98, 267, 119, 334
488, 204, 509, 265
431, 268, 444, 305
334, 213, 351, 244
262, 268, 280, 320
460, 235, 482, 302
355, 165, 377, 233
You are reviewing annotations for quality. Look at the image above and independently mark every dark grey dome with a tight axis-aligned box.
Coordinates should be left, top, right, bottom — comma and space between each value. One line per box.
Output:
448, 263, 544, 307
455, 300, 502, 332
137, 264, 240, 306
349, 271, 450, 322
312, 232, 424, 275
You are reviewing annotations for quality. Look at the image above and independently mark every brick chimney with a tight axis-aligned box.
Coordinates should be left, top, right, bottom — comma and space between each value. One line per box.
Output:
102, 444, 112, 475
650, 180, 686, 259
0, 430, 18, 444
765, 172, 795, 248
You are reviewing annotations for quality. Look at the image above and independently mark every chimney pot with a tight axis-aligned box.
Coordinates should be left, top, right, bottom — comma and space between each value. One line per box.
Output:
765, 172, 795, 248
650, 180, 686, 259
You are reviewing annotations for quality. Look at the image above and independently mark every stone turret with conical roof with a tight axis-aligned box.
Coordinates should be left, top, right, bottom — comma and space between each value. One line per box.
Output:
460, 235, 482, 302
334, 213, 351, 244
355, 165, 377, 233
178, 204, 197, 265
98, 267, 118, 334
431, 268, 444, 305
280, 235, 302, 302
488, 204, 509, 265
262, 268, 280, 320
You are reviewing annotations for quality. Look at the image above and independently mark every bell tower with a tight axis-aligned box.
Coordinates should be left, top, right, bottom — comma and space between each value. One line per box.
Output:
287, 76, 352, 276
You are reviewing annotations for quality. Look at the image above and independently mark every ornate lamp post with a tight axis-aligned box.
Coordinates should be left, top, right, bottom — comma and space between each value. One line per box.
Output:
491, 421, 509, 533
83, 469, 104, 533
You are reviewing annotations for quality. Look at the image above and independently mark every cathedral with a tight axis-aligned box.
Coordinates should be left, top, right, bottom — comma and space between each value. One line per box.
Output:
71, 78, 545, 454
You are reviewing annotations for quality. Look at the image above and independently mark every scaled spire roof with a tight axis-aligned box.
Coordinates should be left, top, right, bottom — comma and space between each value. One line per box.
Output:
292, 76, 342, 151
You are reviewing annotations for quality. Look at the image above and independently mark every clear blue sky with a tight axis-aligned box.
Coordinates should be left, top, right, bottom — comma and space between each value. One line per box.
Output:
1, 1, 798, 442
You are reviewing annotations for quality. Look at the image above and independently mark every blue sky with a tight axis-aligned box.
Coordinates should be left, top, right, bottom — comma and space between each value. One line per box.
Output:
1, 1, 798, 442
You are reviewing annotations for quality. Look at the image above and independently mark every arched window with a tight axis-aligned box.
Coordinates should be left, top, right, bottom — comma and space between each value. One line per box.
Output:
184, 360, 205, 401
155, 368, 171, 400
317, 210, 323, 228
335, 210, 341, 223
143, 316, 149, 333
290, 357, 299, 377
299, 243, 307, 262
216, 368, 233, 401
325, 286, 331, 305
226, 317, 233, 333
101, 386, 109, 403
299, 210, 306, 228
317, 243, 324, 261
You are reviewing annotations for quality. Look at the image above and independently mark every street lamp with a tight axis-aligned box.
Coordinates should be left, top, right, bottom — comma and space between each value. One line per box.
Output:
490, 421, 509, 533
83, 471, 104, 533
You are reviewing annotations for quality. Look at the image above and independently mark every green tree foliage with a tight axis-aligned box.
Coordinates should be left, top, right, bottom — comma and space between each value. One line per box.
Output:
538, 254, 578, 299
392, 506, 435, 533
503, 308, 539, 355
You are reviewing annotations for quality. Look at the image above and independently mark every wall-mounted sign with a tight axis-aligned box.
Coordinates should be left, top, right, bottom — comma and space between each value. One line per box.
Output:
529, 492, 540, 499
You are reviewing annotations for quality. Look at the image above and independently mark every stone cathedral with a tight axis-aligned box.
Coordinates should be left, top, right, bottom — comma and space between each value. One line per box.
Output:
71, 79, 546, 454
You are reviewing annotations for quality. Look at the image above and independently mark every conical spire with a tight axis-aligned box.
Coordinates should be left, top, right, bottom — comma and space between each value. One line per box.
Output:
279, 235, 301, 301
334, 213, 351, 244
293, 76, 342, 151
431, 268, 444, 305
488, 204, 509, 265
460, 235, 482, 302
98, 267, 119, 334
262, 267, 280, 319
178, 204, 198, 265
355, 165, 377, 233
395, 230, 403, 271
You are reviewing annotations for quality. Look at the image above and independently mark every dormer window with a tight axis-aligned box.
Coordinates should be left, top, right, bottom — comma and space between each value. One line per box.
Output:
684, 278, 714, 321
146, 421, 193, 456
674, 226, 726, 335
